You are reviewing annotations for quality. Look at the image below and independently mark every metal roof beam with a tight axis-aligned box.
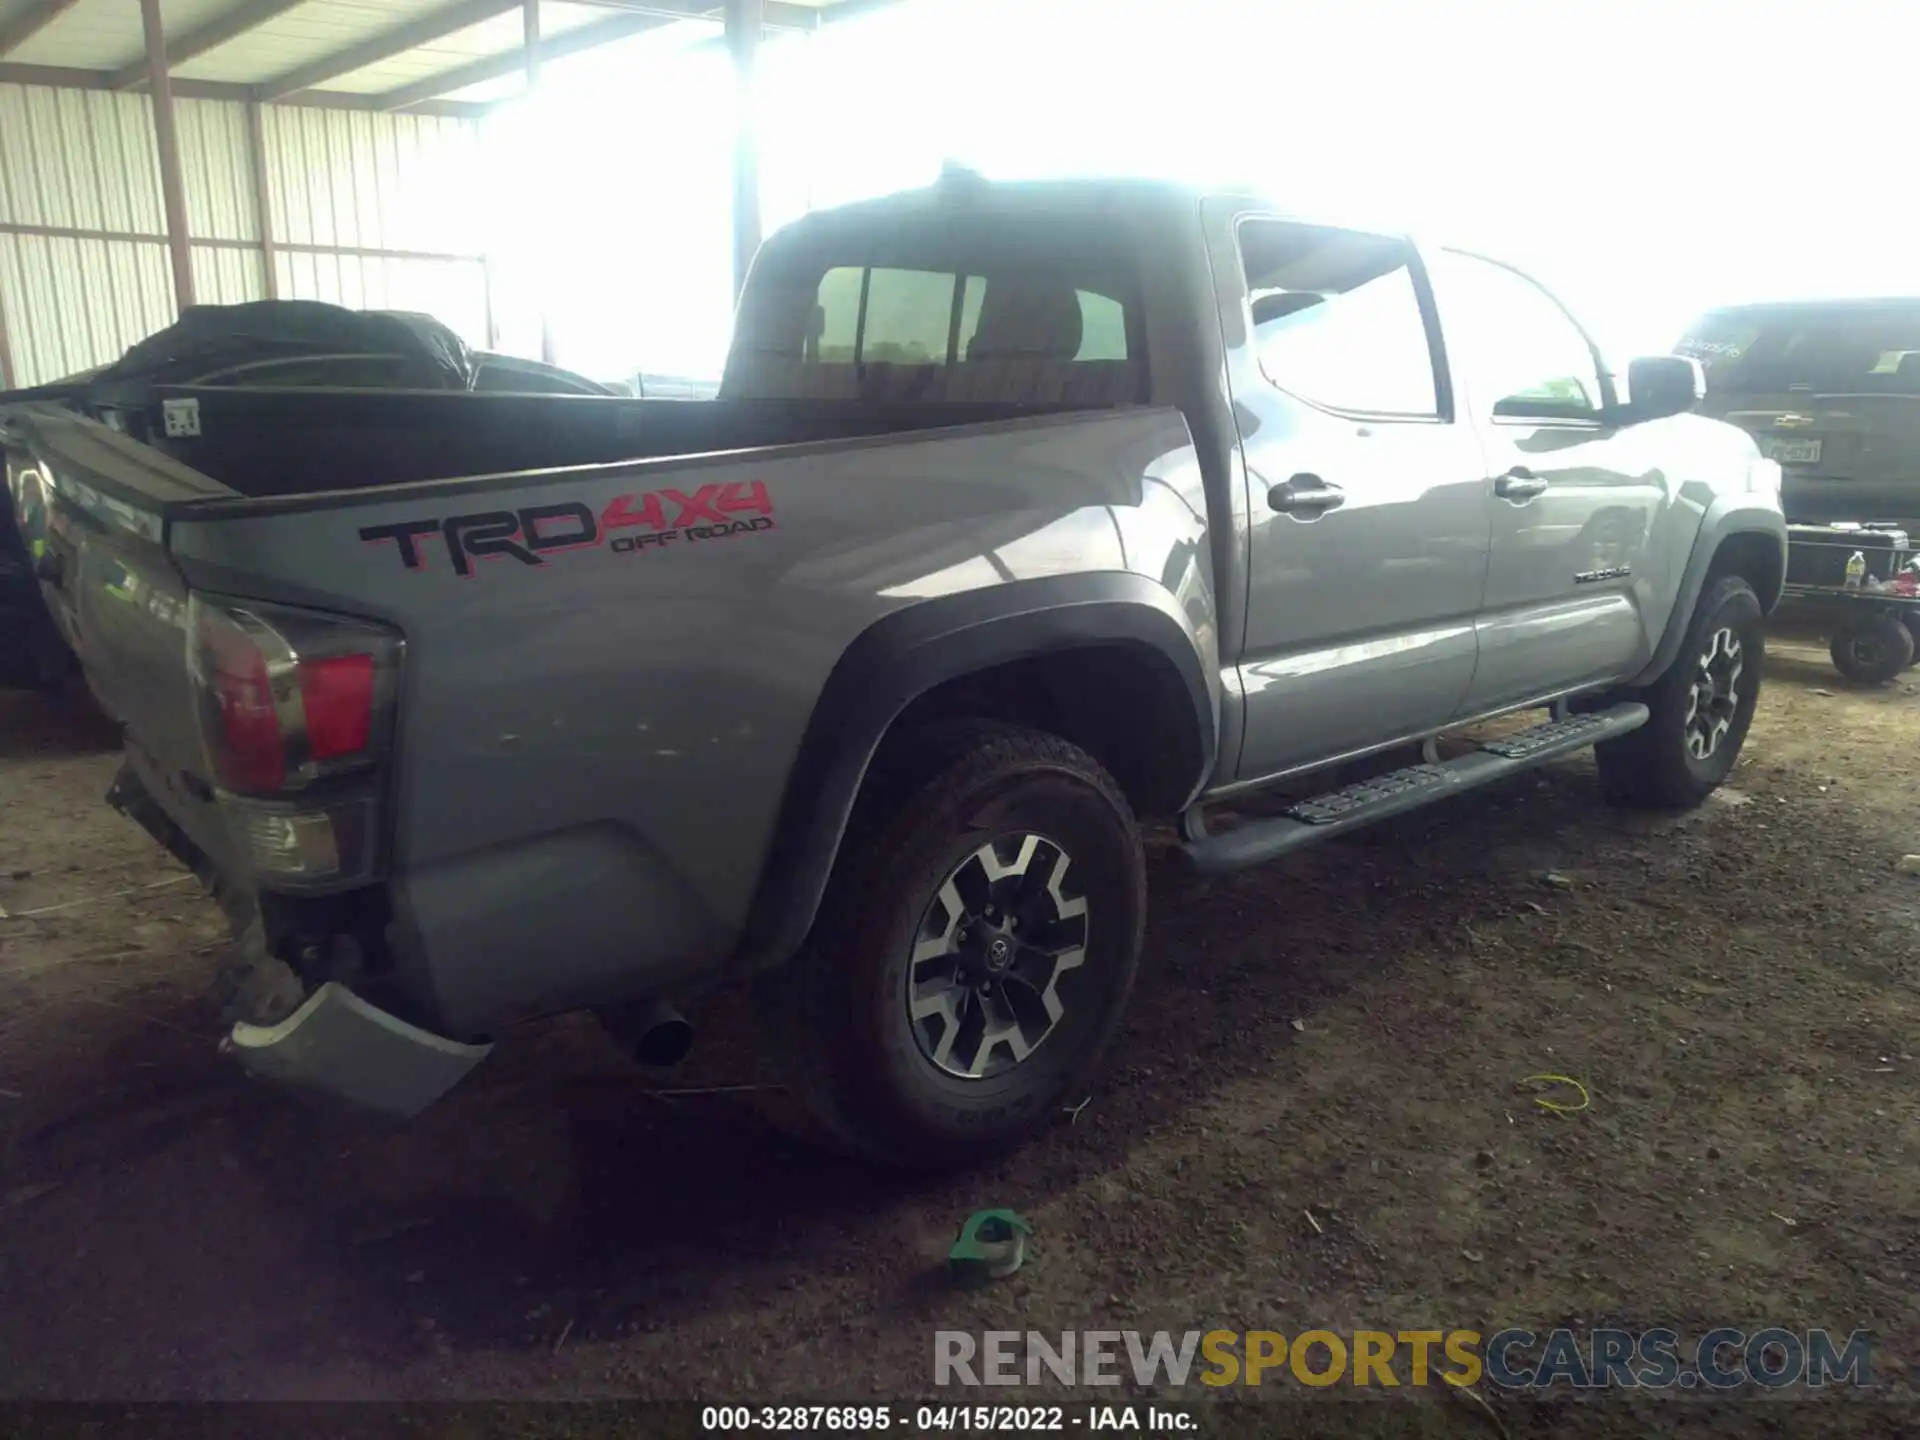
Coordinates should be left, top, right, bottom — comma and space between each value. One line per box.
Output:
0, 0, 82, 59
811, 0, 909, 21
684, 0, 904, 53
565, 0, 824, 28
0, 61, 490, 117
376, 9, 668, 109
257, 0, 522, 102
381, 0, 882, 107
109, 0, 311, 91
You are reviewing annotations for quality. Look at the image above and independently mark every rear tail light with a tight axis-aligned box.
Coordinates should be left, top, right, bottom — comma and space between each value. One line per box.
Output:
187, 594, 402, 891
298, 653, 376, 761
196, 610, 285, 791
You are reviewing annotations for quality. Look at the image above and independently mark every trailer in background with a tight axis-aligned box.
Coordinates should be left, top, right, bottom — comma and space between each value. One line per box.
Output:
1783, 523, 1920, 683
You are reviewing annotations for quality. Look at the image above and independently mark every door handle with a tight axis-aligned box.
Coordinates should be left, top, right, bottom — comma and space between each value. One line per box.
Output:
1494, 466, 1548, 501
1268, 474, 1346, 517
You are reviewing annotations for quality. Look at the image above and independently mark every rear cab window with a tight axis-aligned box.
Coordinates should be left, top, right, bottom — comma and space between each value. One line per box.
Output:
726, 212, 1147, 406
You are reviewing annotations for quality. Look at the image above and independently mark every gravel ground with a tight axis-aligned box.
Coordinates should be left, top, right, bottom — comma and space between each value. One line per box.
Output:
0, 614, 1915, 1436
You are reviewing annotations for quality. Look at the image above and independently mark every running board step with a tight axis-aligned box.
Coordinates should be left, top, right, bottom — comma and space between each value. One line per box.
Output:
1180, 702, 1649, 875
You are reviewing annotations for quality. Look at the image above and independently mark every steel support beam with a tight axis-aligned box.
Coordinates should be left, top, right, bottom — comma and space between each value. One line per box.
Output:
525, 0, 556, 363
0, 219, 481, 263
245, 101, 279, 298
259, 0, 521, 102
377, 10, 666, 109
0, 62, 491, 117
111, 0, 309, 90
568, 0, 819, 28
0, 278, 16, 389
0, 0, 81, 59
139, 0, 197, 312
808, 0, 908, 20
686, 0, 898, 56
726, 0, 761, 301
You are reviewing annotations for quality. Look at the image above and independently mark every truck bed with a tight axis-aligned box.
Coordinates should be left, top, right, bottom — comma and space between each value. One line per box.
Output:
8, 394, 1200, 1040
99, 386, 1052, 498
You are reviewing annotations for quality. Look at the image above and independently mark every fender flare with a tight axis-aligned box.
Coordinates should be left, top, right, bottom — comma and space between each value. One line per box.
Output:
734, 572, 1217, 972
1632, 496, 1786, 687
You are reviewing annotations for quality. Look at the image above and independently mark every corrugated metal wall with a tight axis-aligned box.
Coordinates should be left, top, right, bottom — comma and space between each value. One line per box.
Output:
0, 82, 488, 387
263, 105, 488, 344
0, 86, 175, 382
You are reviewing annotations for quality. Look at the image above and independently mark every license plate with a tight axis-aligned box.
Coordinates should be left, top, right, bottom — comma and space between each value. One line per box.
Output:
1765, 437, 1822, 465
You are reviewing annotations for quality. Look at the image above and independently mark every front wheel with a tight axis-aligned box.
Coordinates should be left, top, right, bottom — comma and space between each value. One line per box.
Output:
1595, 573, 1765, 809
763, 722, 1145, 1169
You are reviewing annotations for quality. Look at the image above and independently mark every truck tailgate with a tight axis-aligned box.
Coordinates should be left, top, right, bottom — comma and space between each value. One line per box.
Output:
7, 406, 240, 872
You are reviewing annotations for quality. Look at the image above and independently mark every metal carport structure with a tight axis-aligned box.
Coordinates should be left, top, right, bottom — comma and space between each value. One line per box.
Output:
0, 0, 896, 386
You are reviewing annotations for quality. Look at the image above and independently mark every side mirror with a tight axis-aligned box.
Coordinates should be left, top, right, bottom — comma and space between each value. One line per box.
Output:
1622, 354, 1705, 422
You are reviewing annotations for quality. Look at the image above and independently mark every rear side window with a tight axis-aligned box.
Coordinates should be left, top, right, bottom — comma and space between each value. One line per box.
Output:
728, 216, 1146, 405
1237, 220, 1441, 418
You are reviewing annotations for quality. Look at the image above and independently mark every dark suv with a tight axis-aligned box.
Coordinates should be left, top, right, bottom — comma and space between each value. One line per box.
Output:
1679, 298, 1920, 529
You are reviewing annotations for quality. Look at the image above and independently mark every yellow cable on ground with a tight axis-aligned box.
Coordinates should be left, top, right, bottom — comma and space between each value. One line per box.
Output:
1520, 1073, 1590, 1114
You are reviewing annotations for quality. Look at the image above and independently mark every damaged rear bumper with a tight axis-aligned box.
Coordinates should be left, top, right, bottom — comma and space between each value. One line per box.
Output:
106, 761, 486, 1117
224, 981, 491, 1118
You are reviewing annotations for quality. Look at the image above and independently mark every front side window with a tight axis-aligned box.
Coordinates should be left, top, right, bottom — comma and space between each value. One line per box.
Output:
1436, 251, 1604, 418
1237, 219, 1441, 418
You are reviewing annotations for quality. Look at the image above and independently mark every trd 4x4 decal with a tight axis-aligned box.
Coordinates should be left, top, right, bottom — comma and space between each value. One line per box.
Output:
360, 481, 774, 576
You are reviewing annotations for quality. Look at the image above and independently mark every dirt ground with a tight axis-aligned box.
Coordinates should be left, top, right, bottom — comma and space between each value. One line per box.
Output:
1, 610, 1915, 1434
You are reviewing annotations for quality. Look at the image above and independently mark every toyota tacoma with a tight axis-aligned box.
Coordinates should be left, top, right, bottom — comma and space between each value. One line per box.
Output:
0, 175, 1786, 1167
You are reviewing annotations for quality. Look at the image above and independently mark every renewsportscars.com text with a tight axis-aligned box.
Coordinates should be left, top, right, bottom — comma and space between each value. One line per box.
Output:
935, 1328, 1873, 1390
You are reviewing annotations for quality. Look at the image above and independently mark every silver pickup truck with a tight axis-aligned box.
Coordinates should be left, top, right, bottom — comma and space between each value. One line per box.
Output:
2, 175, 1786, 1168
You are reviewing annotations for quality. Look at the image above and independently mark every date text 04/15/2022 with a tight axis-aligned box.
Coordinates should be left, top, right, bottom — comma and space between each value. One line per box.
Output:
700, 1404, 1196, 1432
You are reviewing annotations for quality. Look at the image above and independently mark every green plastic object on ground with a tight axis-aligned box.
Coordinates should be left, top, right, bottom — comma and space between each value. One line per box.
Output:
948, 1209, 1033, 1288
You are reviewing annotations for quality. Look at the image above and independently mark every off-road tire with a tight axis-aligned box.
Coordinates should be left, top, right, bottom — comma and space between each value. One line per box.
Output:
760, 721, 1145, 1169
1594, 573, 1765, 808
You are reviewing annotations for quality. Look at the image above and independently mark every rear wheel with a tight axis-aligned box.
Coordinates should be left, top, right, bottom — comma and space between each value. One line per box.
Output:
1595, 574, 1764, 808
1830, 612, 1913, 686
763, 722, 1145, 1169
